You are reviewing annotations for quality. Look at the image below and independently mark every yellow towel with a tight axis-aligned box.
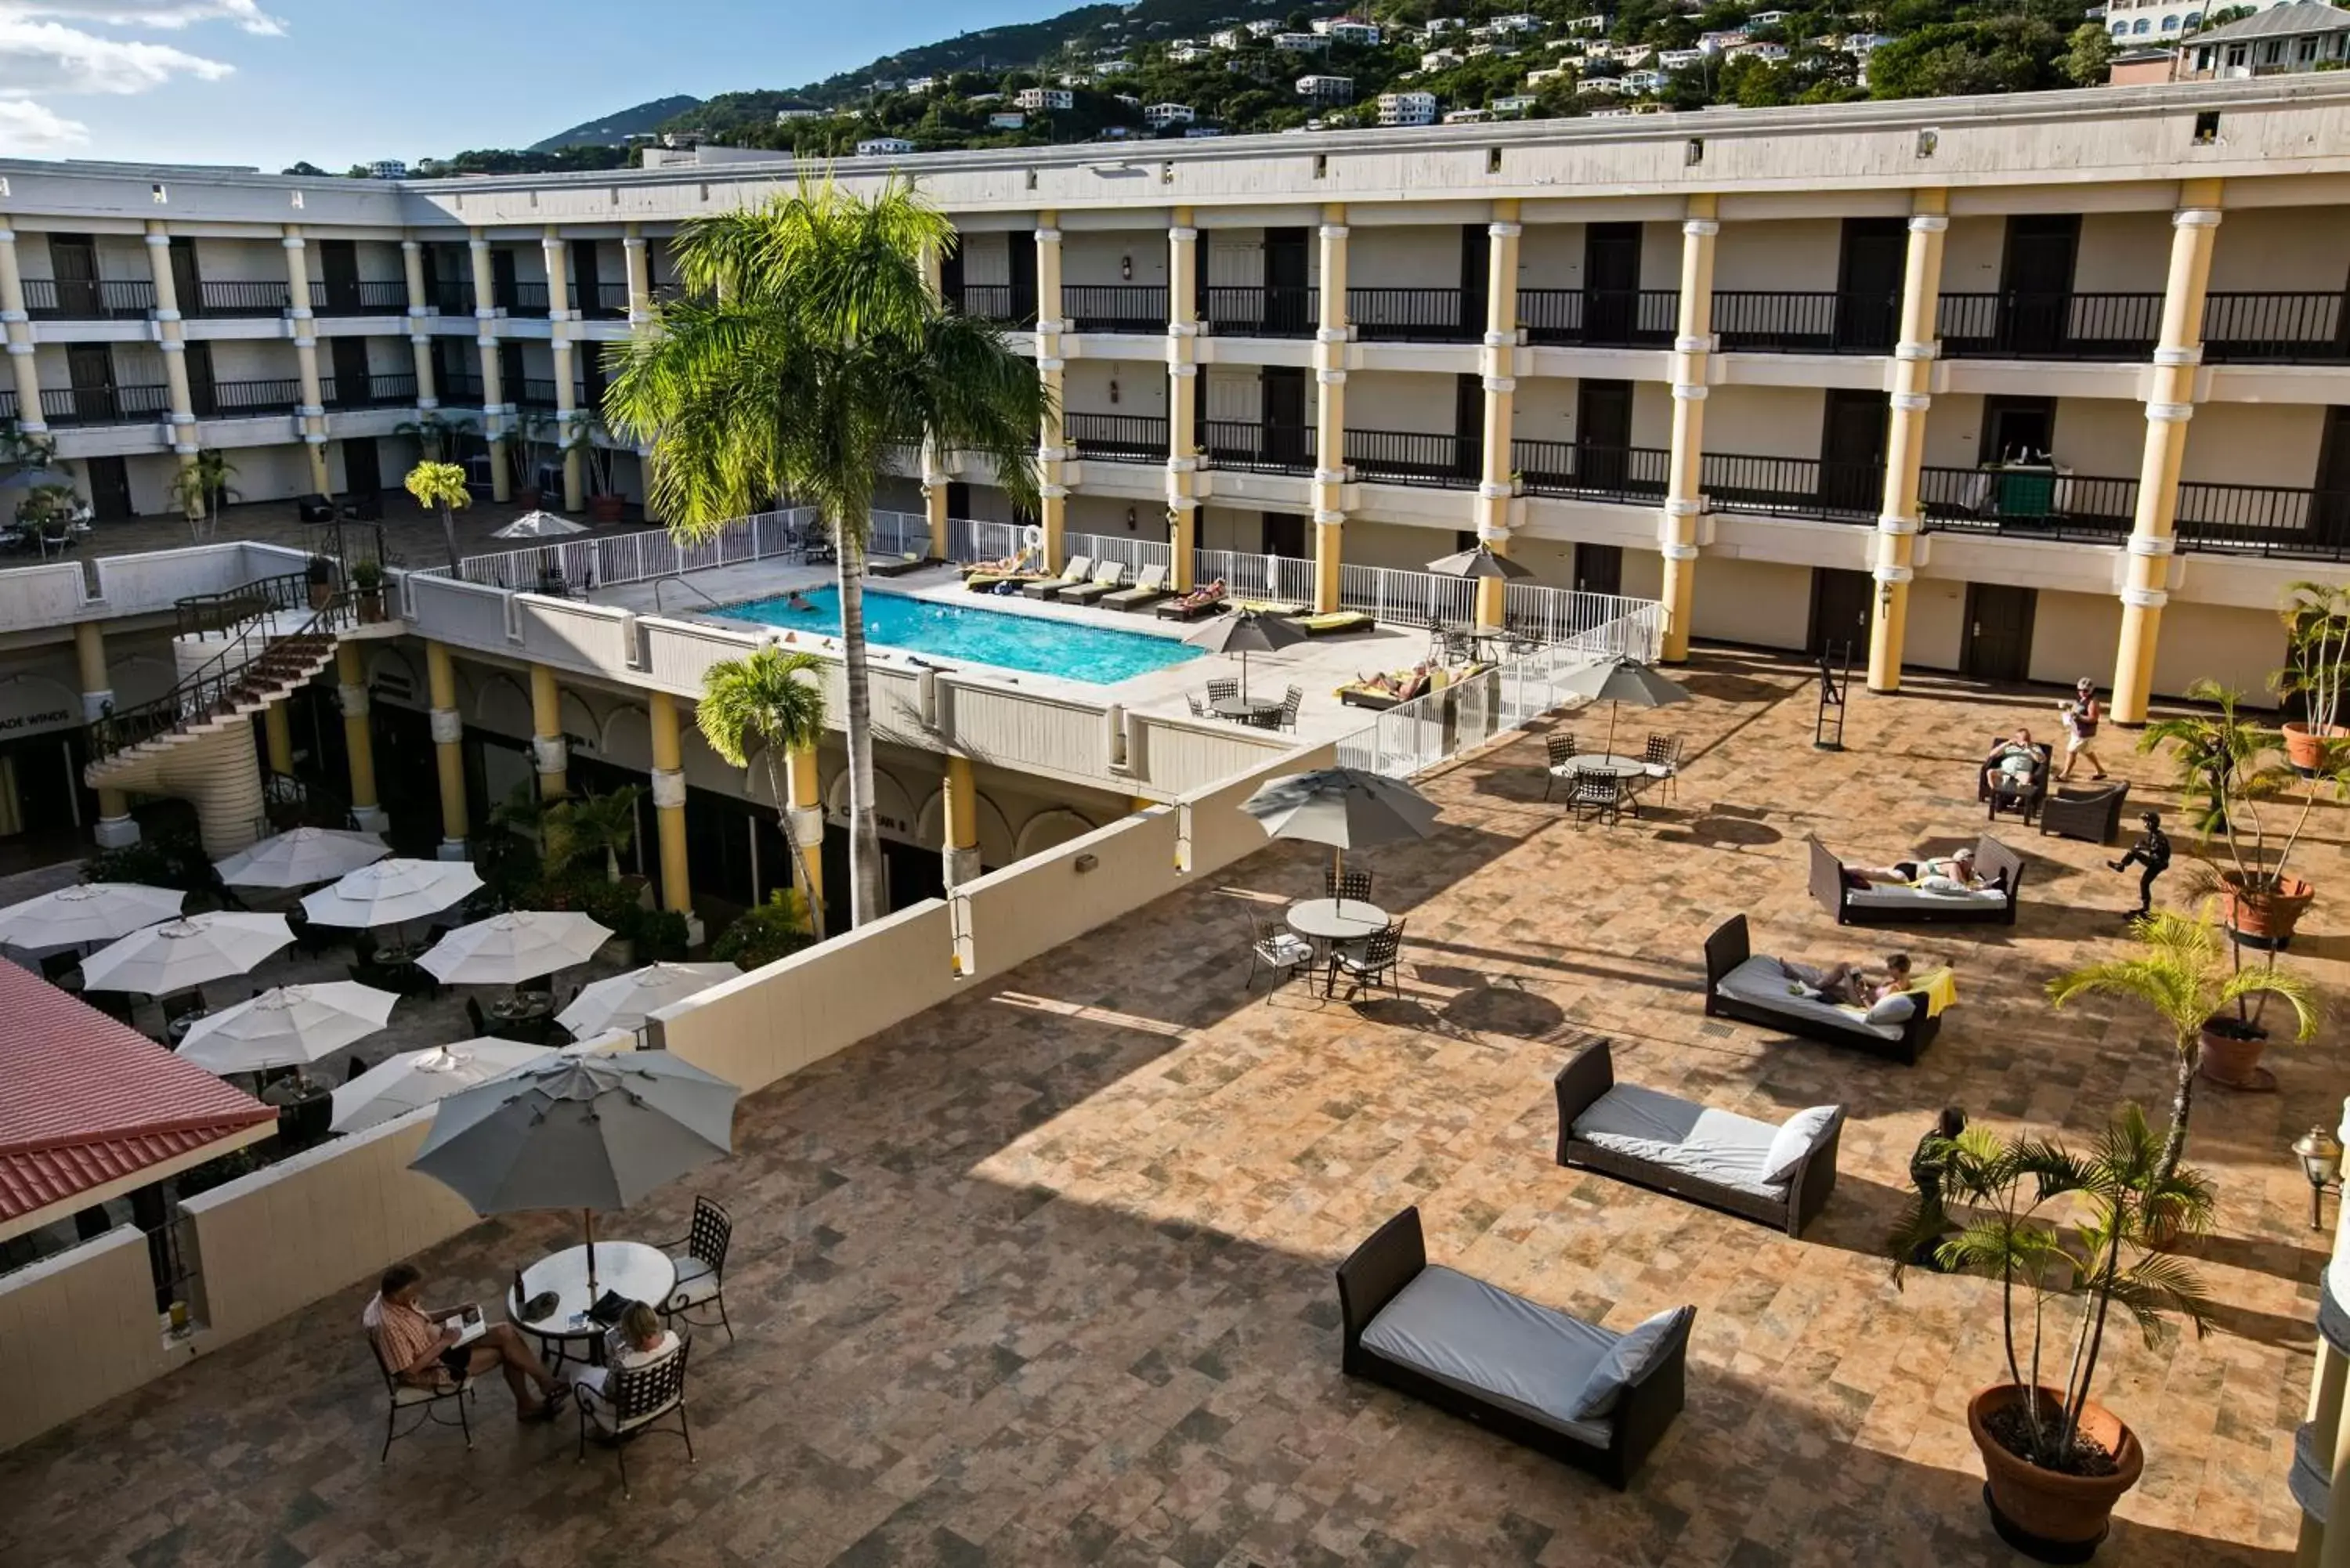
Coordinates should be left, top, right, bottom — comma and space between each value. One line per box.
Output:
1918, 967, 1958, 1018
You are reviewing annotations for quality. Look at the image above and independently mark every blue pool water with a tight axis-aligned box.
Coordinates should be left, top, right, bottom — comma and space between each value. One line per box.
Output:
720, 586, 1205, 685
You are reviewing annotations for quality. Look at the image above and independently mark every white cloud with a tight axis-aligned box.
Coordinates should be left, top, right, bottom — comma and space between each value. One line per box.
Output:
0, 2, 282, 35
0, 95, 88, 149
0, 17, 233, 97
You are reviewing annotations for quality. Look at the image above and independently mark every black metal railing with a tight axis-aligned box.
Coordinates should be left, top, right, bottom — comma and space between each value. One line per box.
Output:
591, 280, 633, 318
198, 378, 307, 417
516, 378, 561, 410
1063, 284, 1169, 334
1918, 466, 2138, 541
1065, 410, 1167, 462
175, 569, 311, 637
1702, 452, 1885, 522
439, 368, 486, 403
1517, 287, 1678, 348
1712, 291, 1900, 354
1202, 419, 1318, 474
504, 281, 551, 318
324, 372, 418, 409
1202, 285, 1318, 338
191, 280, 291, 317
92, 589, 355, 768
947, 282, 1025, 323
1938, 292, 2164, 360
2200, 292, 2350, 363
2175, 482, 2350, 556
24, 276, 156, 320
1345, 427, 1480, 487
39, 384, 171, 426
1347, 287, 1476, 342
315, 279, 409, 316
431, 279, 477, 314
1513, 439, 1672, 505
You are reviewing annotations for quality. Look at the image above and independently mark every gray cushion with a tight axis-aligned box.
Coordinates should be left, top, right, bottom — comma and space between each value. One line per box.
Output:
1846, 881, 2006, 909
1358, 1265, 1616, 1447
1715, 955, 1905, 1042
1570, 1303, 1695, 1419
1762, 1105, 1840, 1183
1865, 992, 1920, 1025
1572, 1082, 1785, 1200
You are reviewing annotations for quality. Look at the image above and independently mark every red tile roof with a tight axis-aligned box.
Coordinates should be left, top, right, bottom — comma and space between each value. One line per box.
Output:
0, 959, 277, 1228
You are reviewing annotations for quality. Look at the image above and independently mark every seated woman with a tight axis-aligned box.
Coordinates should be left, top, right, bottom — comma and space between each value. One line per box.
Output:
569, 1301, 680, 1403
1979, 728, 2043, 795
1355, 663, 1432, 700
1847, 847, 1980, 888
1169, 576, 1228, 610
1786, 952, 1913, 1007
363, 1262, 569, 1422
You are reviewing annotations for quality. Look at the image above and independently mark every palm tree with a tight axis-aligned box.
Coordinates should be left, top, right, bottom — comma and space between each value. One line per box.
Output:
695, 645, 830, 941
403, 460, 472, 577
603, 177, 1047, 927
395, 410, 476, 464
2048, 904, 2318, 1187
164, 450, 239, 541
550, 786, 642, 883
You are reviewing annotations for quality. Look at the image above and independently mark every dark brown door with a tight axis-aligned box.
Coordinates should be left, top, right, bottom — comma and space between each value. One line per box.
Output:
49, 233, 99, 317
319, 239, 360, 313
938, 244, 964, 309
490, 247, 519, 312
1584, 223, 1642, 345
945, 481, 971, 518
1574, 543, 1622, 597
1007, 239, 1037, 326
1835, 218, 1904, 351
499, 342, 527, 407
329, 336, 370, 406
168, 237, 202, 318
569, 239, 602, 318
1979, 396, 2057, 467
85, 455, 133, 520
1265, 226, 1309, 333
1809, 567, 1874, 656
1962, 583, 2037, 683
1820, 389, 1889, 515
65, 343, 115, 423
1459, 222, 1490, 340
1261, 511, 1307, 558
1263, 365, 1307, 469
1999, 215, 2079, 356
1577, 378, 1634, 496
183, 340, 216, 417
1452, 372, 1484, 480
342, 437, 382, 495
2316, 406, 2350, 546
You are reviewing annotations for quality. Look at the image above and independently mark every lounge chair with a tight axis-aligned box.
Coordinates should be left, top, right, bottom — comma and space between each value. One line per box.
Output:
1807, 835, 2022, 927
1102, 562, 1172, 610
1336, 1206, 1694, 1490
1552, 1039, 1843, 1237
869, 551, 928, 577
1336, 666, 1434, 710
1289, 609, 1376, 637
1234, 597, 1308, 618
1701, 914, 1943, 1064
1022, 556, 1092, 599
1156, 580, 1228, 620
1979, 738, 2053, 824
1057, 561, 1128, 605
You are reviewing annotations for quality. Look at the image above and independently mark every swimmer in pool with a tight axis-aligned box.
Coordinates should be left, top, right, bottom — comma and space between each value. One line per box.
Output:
785, 590, 812, 612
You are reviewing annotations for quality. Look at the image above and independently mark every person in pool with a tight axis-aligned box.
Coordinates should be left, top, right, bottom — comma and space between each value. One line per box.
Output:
784, 589, 813, 612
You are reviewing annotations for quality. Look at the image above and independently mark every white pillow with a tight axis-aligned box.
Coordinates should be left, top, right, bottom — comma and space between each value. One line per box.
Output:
1866, 992, 1919, 1025
1916, 874, 1972, 895
1570, 1304, 1694, 1420
1763, 1105, 1840, 1183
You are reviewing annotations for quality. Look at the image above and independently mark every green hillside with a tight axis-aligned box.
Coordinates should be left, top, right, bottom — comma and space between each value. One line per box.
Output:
532, 94, 704, 151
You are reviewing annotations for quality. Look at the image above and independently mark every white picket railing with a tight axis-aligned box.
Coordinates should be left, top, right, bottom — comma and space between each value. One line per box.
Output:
1065, 531, 1173, 581
1338, 562, 1480, 630
407, 508, 815, 598
866, 510, 933, 562
1191, 548, 1317, 606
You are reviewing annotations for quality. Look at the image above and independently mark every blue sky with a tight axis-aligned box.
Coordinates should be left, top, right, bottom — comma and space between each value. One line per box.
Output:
0, 0, 1052, 167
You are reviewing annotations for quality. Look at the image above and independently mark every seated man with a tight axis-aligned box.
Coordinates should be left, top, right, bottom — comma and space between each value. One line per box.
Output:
1980, 728, 2043, 796
1848, 847, 1981, 889
1356, 663, 1431, 699
363, 1261, 569, 1422
569, 1301, 680, 1404
1786, 952, 1913, 1007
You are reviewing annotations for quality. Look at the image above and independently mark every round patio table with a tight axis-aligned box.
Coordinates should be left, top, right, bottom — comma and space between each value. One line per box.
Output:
487, 992, 555, 1024
508, 1241, 675, 1367
1565, 753, 1647, 780
1213, 695, 1282, 724
1285, 898, 1393, 945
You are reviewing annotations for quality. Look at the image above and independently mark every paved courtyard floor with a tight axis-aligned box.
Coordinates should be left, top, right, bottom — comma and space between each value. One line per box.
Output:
0, 649, 2336, 1568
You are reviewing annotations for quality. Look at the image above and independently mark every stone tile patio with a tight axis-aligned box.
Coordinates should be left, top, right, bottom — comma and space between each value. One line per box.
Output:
0, 649, 2335, 1568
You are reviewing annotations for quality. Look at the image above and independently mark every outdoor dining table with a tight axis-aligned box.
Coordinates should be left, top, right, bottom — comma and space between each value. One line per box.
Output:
508, 1240, 675, 1368
1285, 898, 1393, 945
487, 992, 555, 1024
1213, 694, 1283, 724
1566, 753, 1647, 781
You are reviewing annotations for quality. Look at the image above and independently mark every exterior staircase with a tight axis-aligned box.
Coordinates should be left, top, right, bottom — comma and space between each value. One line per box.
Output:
84, 627, 342, 791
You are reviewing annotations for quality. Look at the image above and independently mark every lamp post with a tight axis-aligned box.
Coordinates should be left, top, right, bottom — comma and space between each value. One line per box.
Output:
2294, 1124, 2345, 1231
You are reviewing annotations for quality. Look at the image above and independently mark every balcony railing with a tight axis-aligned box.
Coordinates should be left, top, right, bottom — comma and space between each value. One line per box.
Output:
1712, 291, 1900, 354
2176, 481, 2350, 556
23, 277, 157, 320
1702, 452, 1885, 522
2200, 292, 2350, 363
1346, 427, 1479, 487
504, 282, 552, 319
32, 384, 172, 426
516, 378, 561, 410
1202, 286, 1318, 338
1064, 410, 1166, 463
1513, 439, 1671, 505
191, 280, 291, 318
439, 369, 486, 403
1918, 466, 2139, 542
1064, 284, 1167, 334
591, 281, 632, 319
948, 283, 1025, 324
197, 378, 306, 417
1937, 292, 2163, 360
314, 280, 409, 316
1347, 287, 1475, 343
431, 280, 478, 315
325, 372, 418, 409
1202, 420, 1318, 475
1517, 288, 1679, 348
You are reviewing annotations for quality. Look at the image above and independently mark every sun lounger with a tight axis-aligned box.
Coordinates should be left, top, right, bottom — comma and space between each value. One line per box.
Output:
1234, 598, 1308, 617
1807, 835, 2023, 927
1289, 610, 1375, 637
869, 552, 927, 577
1102, 562, 1172, 610
965, 572, 1044, 593
1057, 561, 1128, 605
1156, 583, 1229, 620
1022, 556, 1092, 599
1701, 914, 1943, 1064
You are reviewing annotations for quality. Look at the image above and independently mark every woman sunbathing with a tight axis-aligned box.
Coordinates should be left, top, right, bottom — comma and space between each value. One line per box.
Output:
1169, 577, 1227, 610
1357, 663, 1432, 700
1847, 847, 1980, 888
1787, 953, 1913, 1007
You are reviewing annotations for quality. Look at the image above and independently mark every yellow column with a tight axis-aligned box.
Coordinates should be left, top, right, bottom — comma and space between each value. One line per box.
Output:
0, 222, 48, 441
280, 224, 333, 493
143, 221, 203, 504
916, 239, 954, 562
543, 225, 584, 512
425, 640, 468, 858
1475, 201, 1523, 629
622, 223, 652, 322
262, 703, 294, 776
335, 642, 384, 831
1035, 215, 1068, 570
942, 753, 981, 889
76, 620, 137, 847
470, 230, 512, 503
1867, 190, 1949, 694
1659, 197, 1718, 664
647, 691, 692, 916
1313, 205, 1350, 614
1166, 209, 1201, 591
785, 743, 825, 925
401, 236, 437, 411
2113, 179, 2222, 726
528, 662, 566, 798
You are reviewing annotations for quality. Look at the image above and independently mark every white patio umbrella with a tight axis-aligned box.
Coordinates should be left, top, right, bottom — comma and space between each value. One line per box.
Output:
214, 826, 388, 890
557, 961, 739, 1039
176, 981, 398, 1075
0, 882, 183, 952
491, 509, 587, 540
417, 910, 612, 986
331, 1038, 555, 1135
300, 858, 483, 930
80, 912, 291, 995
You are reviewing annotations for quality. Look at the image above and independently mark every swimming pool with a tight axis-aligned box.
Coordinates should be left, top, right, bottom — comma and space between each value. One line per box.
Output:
719, 586, 1206, 685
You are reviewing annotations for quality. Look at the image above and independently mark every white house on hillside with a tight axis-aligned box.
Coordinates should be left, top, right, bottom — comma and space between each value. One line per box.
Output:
855, 136, 915, 156
1144, 102, 1196, 126
1377, 90, 1438, 125
1296, 74, 1355, 101
1015, 86, 1076, 110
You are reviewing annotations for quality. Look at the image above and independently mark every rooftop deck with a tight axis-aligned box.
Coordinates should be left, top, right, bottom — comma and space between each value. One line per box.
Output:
0, 651, 2331, 1566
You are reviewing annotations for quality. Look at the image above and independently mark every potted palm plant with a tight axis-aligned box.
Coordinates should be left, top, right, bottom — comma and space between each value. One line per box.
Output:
1890, 1107, 2214, 1563
350, 558, 386, 623
16, 482, 79, 548
403, 459, 472, 578
163, 450, 238, 542
2276, 581, 2350, 771
2139, 679, 2326, 944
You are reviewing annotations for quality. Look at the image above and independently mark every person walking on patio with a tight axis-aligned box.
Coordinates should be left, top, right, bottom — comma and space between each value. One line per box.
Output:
1907, 1106, 1969, 1270
2109, 811, 2172, 919
2058, 678, 2109, 782
363, 1263, 569, 1422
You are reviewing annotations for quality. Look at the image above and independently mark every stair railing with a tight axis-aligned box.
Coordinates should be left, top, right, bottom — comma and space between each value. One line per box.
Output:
89, 589, 358, 768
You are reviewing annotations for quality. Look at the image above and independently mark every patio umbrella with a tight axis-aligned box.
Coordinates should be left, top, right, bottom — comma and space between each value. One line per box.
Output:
301, 858, 483, 931
1425, 543, 1533, 583
80, 912, 291, 995
1241, 767, 1441, 910
491, 509, 587, 540
557, 961, 740, 1039
417, 910, 613, 986
1554, 654, 1690, 760
331, 1038, 555, 1135
214, 826, 389, 890
0, 881, 183, 952
409, 1052, 739, 1293
177, 980, 397, 1076
1182, 609, 1304, 702
0, 467, 75, 493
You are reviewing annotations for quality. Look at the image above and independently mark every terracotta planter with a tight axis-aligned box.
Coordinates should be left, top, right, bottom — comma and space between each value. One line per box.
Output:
2198, 1014, 2274, 1091
1968, 1385, 2143, 1563
515, 486, 543, 509
2282, 721, 2348, 771
356, 588, 385, 624
2220, 871, 2315, 944
589, 493, 625, 523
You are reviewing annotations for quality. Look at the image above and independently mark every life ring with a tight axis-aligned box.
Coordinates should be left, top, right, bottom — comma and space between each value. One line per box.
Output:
1021, 523, 1044, 551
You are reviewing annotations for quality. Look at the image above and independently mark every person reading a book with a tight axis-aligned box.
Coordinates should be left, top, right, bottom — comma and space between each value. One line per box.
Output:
363, 1261, 568, 1422
567, 1300, 681, 1404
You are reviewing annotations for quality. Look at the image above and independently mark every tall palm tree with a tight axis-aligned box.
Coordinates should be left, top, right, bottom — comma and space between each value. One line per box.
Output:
403, 460, 472, 577
603, 177, 1047, 927
696, 645, 830, 941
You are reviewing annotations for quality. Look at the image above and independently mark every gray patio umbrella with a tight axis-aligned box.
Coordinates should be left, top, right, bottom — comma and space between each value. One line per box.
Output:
1555, 654, 1690, 759
1183, 609, 1305, 702
1241, 767, 1441, 908
0, 468, 76, 493
1425, 543, 1533, 582
409, 1051, 740, 1294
